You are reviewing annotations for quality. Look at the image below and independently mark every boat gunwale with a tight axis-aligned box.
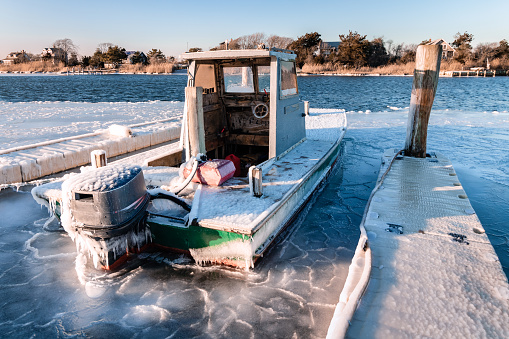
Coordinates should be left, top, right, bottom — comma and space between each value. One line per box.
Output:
252, 141, 344, 259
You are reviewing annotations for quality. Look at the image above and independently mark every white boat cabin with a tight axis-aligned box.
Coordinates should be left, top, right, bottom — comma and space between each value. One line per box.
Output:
181, 48, 306, 173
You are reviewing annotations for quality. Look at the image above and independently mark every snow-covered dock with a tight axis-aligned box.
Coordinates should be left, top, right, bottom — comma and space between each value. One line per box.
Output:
0, 120, 181, 186
329, 149, 509, 338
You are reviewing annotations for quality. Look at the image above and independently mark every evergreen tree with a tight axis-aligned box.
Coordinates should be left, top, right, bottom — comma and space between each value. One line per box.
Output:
147, 49, 165, 64
367, 37, 389, 67
89, 49, 104, 68
287, 32, 321, 68
131, 52, 147, 65
494, 39, 509, 59
104, 46, 127, 66
452, 32, 474, 64
81, 56, 91, 68
336, 31, 369, 68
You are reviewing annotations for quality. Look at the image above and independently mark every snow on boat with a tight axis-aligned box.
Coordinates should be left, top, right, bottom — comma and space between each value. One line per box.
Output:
32, 48, 347, 271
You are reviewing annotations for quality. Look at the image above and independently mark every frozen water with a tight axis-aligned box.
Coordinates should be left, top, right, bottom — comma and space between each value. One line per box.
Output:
0, 101, 184, 150
0, 179, 357, 337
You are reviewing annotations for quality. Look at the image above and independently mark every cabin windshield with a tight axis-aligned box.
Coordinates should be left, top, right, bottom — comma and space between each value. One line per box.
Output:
190, 58, 271, 176
224, 66, 254, 93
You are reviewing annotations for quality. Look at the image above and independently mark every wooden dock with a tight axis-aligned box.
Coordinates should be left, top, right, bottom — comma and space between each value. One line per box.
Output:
326, 44, 509, 339
0, 120, 181, 186
442, 69, 508, 77
62, 68, 118, 75
327, 149, 509, 338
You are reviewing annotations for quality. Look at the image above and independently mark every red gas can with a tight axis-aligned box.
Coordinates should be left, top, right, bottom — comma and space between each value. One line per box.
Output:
225, 154, 242, 177
183, 159, 235, 186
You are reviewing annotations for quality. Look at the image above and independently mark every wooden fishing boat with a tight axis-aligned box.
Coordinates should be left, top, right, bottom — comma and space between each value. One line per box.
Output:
32, 48, 346, 270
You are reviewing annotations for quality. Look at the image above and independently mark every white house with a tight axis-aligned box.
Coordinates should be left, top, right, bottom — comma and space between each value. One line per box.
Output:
427, 39, 455, 59
41, 48, 65, 63
2, 51, 30, 64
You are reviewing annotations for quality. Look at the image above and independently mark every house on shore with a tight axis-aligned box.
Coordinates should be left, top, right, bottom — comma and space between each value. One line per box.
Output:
41, 48, 65, 64
125, 51, 148, 65
426, 39, 455, 59
2, 51, 30, 64
315, 42, 340, 57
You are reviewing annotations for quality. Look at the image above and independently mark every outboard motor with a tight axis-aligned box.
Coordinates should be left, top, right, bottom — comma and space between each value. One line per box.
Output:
61, 165, 150, 270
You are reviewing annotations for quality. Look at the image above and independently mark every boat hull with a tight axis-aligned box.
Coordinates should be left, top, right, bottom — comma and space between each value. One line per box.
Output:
147, 137, 344, 269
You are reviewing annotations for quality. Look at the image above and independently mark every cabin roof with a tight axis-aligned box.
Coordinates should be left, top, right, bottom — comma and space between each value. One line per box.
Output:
427, 39, 455, 51
181, 48, 296, 61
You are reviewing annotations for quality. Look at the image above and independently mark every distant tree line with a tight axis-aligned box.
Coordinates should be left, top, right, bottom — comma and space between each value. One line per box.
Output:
7, 33, 509, 72
289, 31, 509, 70
197, 31, 509, 71
6, 38, 176, 69
83, 44, 174, 69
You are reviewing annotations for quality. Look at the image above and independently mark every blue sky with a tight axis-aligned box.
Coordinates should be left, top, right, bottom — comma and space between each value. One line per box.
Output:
1, 0, 508, 59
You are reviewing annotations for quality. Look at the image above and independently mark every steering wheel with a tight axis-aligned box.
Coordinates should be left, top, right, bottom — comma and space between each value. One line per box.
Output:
252, 103, 269, 119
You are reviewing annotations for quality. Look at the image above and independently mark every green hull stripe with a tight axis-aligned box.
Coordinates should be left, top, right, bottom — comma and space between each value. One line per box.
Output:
148, 221, 248, 250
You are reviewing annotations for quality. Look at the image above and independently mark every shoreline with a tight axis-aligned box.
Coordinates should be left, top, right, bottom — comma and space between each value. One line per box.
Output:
298, 72, 413, 77
298, 70, 509, 77
2, 69, 506, 77
0, 70, 186, 76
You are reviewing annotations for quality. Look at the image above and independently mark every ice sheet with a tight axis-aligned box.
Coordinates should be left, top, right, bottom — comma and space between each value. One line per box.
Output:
0, 100, 184, 149
2, 101, 507, 338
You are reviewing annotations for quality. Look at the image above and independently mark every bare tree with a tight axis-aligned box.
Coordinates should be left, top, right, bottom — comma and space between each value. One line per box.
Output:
53, 38, 78, 65
209, 33, 294, 51
232, 33, 266, 49
399, 44, 418, 64
266, 35, 294, 49
98, 42, 113, 54
474, 42, 497, 65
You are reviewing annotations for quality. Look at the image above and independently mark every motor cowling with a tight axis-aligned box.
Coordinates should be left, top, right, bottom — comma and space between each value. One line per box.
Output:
70, 166, 149, 238
62, 165, 151, 270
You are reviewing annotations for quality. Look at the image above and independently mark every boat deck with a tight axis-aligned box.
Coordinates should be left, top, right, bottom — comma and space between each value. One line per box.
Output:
196, 138, 336, 234
336, 149, 509, 338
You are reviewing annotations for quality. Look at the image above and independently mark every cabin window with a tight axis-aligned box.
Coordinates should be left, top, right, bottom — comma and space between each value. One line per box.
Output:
280, 61, 298, 98
257, 66, 270, 93
195, 64, 216, 93
223, 66, 254, 93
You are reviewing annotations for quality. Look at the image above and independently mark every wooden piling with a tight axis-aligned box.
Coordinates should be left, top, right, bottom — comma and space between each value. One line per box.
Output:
186, 86, 206, 157
404, 45, 442, 158
91, 150, 107, 168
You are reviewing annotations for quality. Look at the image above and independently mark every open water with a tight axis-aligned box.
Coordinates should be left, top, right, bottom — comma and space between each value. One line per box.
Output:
0, 74, 508, 338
